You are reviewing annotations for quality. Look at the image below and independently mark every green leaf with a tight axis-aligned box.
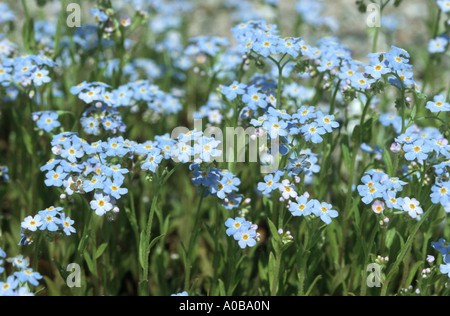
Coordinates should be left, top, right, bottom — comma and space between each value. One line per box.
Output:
267, 218, 280, 242
218, 279, 226, 296
385, 228, 396, 250
342, 140, 352, 172
383, 149, 393, 175
406, 261, 423, 287
148, 234, 166, 252
94, 243, 108, 260
351, 124, 361, 143
53, 260, 70, 281
267, 219, 281, 254
21, 127, 33, 155
83, 251, 96, 276
268, 252, 276, 293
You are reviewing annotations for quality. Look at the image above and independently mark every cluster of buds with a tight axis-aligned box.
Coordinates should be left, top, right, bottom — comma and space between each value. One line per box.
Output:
375, 255, 389, 265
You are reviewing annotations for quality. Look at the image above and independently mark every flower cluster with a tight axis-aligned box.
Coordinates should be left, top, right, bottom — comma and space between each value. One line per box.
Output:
288, 193, 339, 225
0, 250, 42, 296
192, 166, 241, 201
225, 217, 259, 249
41, 129, 228, 218
357, 169, 426, 220
431, 239, 450, 278
0, 54, 55, 89
232, 20, 303, 58
20, 206, 75, 245
395, 125, 449, 163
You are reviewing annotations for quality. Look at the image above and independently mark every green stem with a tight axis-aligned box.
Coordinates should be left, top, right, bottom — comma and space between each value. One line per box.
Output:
184, 188, 205, 291
139, 185, 161, 296
329, 80, 341, 115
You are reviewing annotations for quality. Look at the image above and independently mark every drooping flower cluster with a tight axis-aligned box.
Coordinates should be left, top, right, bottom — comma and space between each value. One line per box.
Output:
20, 206, 76, 245
0, 250, 42, 296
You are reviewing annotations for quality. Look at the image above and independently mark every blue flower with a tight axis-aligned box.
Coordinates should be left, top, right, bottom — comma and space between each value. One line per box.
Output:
242, 87, 268, 110
312, 201, 339, 225
365, 61, 391, 79
141, 149, 163, 173
44, 166, 67, 187
233, 226, 257, 249
257, 173, 281, 195
221, 81, 246, 101
13, 269, 43, 286
32, 68, 51, 86
383, 191, 403, 210
315, 112, 339, 133
426, 95, 450, 113
38, 209, 62, 232
301, 122, 326, 144
431, 182, 450, 206
61, 143, 84, 163
60, 214, 76, 236
440, 263, 450, 277
437, 0, 450, 13
429, 36, 448, 53
357, 175, 386, 204
0, 276, 19, 296
225, 217, 251, 237
90, 193, 114, 216
102, 164, 129, 182
221, 194, 243, 210
432, 239, 450, 257
90, 8, 109, 23
104, 179, 128, 200
34, 111, 59, 133
350, 73, 375, 90
403, 140, 432, 161
289, 195, 313, 216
